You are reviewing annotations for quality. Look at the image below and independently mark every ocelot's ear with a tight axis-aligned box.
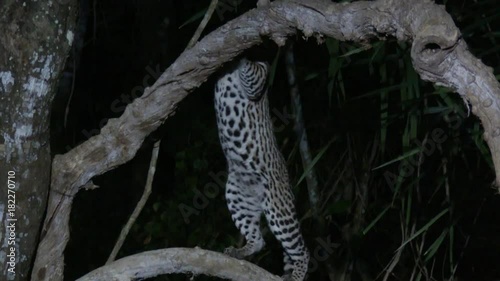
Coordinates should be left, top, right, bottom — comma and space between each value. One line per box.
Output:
238, 59, 269, 101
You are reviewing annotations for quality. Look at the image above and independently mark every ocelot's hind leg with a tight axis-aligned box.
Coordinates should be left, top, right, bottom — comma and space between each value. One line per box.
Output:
263, 187, 309, 281
281, 253, 294, 280
224, 175, 265, 259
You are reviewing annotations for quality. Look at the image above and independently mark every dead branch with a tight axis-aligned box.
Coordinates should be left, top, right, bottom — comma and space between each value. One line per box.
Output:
105, 141, 160, 264
79, 248, 282, 281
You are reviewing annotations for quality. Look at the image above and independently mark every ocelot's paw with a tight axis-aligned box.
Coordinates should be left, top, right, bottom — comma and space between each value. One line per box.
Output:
281, 273, 294, 281
224, 246, 244, 259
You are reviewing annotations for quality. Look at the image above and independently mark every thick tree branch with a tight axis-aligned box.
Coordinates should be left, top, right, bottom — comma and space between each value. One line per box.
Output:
32, 0, 500, 280
78, 248, 282, 281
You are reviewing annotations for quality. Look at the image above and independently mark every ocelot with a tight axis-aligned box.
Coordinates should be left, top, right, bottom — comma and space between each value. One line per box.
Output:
214, 58, 309, 281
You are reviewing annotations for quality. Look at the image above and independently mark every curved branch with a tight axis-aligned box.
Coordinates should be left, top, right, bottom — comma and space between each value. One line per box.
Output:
32, 0, 500, 280
412, 40, 500, 189
78, 248, 282, 281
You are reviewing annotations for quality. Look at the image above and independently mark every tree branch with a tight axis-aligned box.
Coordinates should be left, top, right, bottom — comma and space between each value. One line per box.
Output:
106, 141, 160, 264
78, 248, 282, 281
31, 0, 500, 280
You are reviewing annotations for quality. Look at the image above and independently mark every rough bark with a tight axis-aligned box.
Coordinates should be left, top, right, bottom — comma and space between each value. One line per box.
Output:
0, 1, 76, 280
79, 248, 282, 281
32, 0, 500, 280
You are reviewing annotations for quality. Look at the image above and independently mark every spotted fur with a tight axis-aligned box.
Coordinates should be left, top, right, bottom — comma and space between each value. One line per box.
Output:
214, 58, 309, 281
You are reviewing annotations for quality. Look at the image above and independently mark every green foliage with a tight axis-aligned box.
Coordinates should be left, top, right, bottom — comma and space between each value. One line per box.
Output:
287, 1, 500, 280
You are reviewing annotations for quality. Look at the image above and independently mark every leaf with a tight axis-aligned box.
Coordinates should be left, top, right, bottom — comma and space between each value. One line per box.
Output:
363, 205, 391, 235
179, 8, 208, 29
372, 147, 420, 170
268, 48, 281, 87
396, 208, 449, 251
294, 139, 335, 188
424, 229, 448, 262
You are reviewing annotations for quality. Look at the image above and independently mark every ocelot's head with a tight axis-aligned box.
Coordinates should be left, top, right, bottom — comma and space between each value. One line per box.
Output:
238, 58, 269, 101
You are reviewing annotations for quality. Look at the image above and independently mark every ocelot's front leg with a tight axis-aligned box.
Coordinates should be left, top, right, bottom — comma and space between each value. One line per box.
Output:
224, 174, 265, 259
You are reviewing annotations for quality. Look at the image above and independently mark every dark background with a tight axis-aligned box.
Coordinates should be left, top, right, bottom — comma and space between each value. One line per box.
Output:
49, 0, 500, 280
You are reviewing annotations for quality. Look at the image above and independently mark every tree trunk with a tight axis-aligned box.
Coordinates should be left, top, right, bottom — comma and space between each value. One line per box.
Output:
0, 1, 76, 280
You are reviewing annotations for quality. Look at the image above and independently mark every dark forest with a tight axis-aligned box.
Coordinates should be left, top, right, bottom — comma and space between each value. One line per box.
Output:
13, 0, 500, 280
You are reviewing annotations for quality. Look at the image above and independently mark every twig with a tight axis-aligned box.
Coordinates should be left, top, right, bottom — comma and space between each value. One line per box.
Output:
416, 133, 429, 204
187, 0, 218, 49
63, 50, 76, 129
106, 141, 160, 264
449, 197, 486, 279
381, 213, 414, 281
106, 0, 220, 264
